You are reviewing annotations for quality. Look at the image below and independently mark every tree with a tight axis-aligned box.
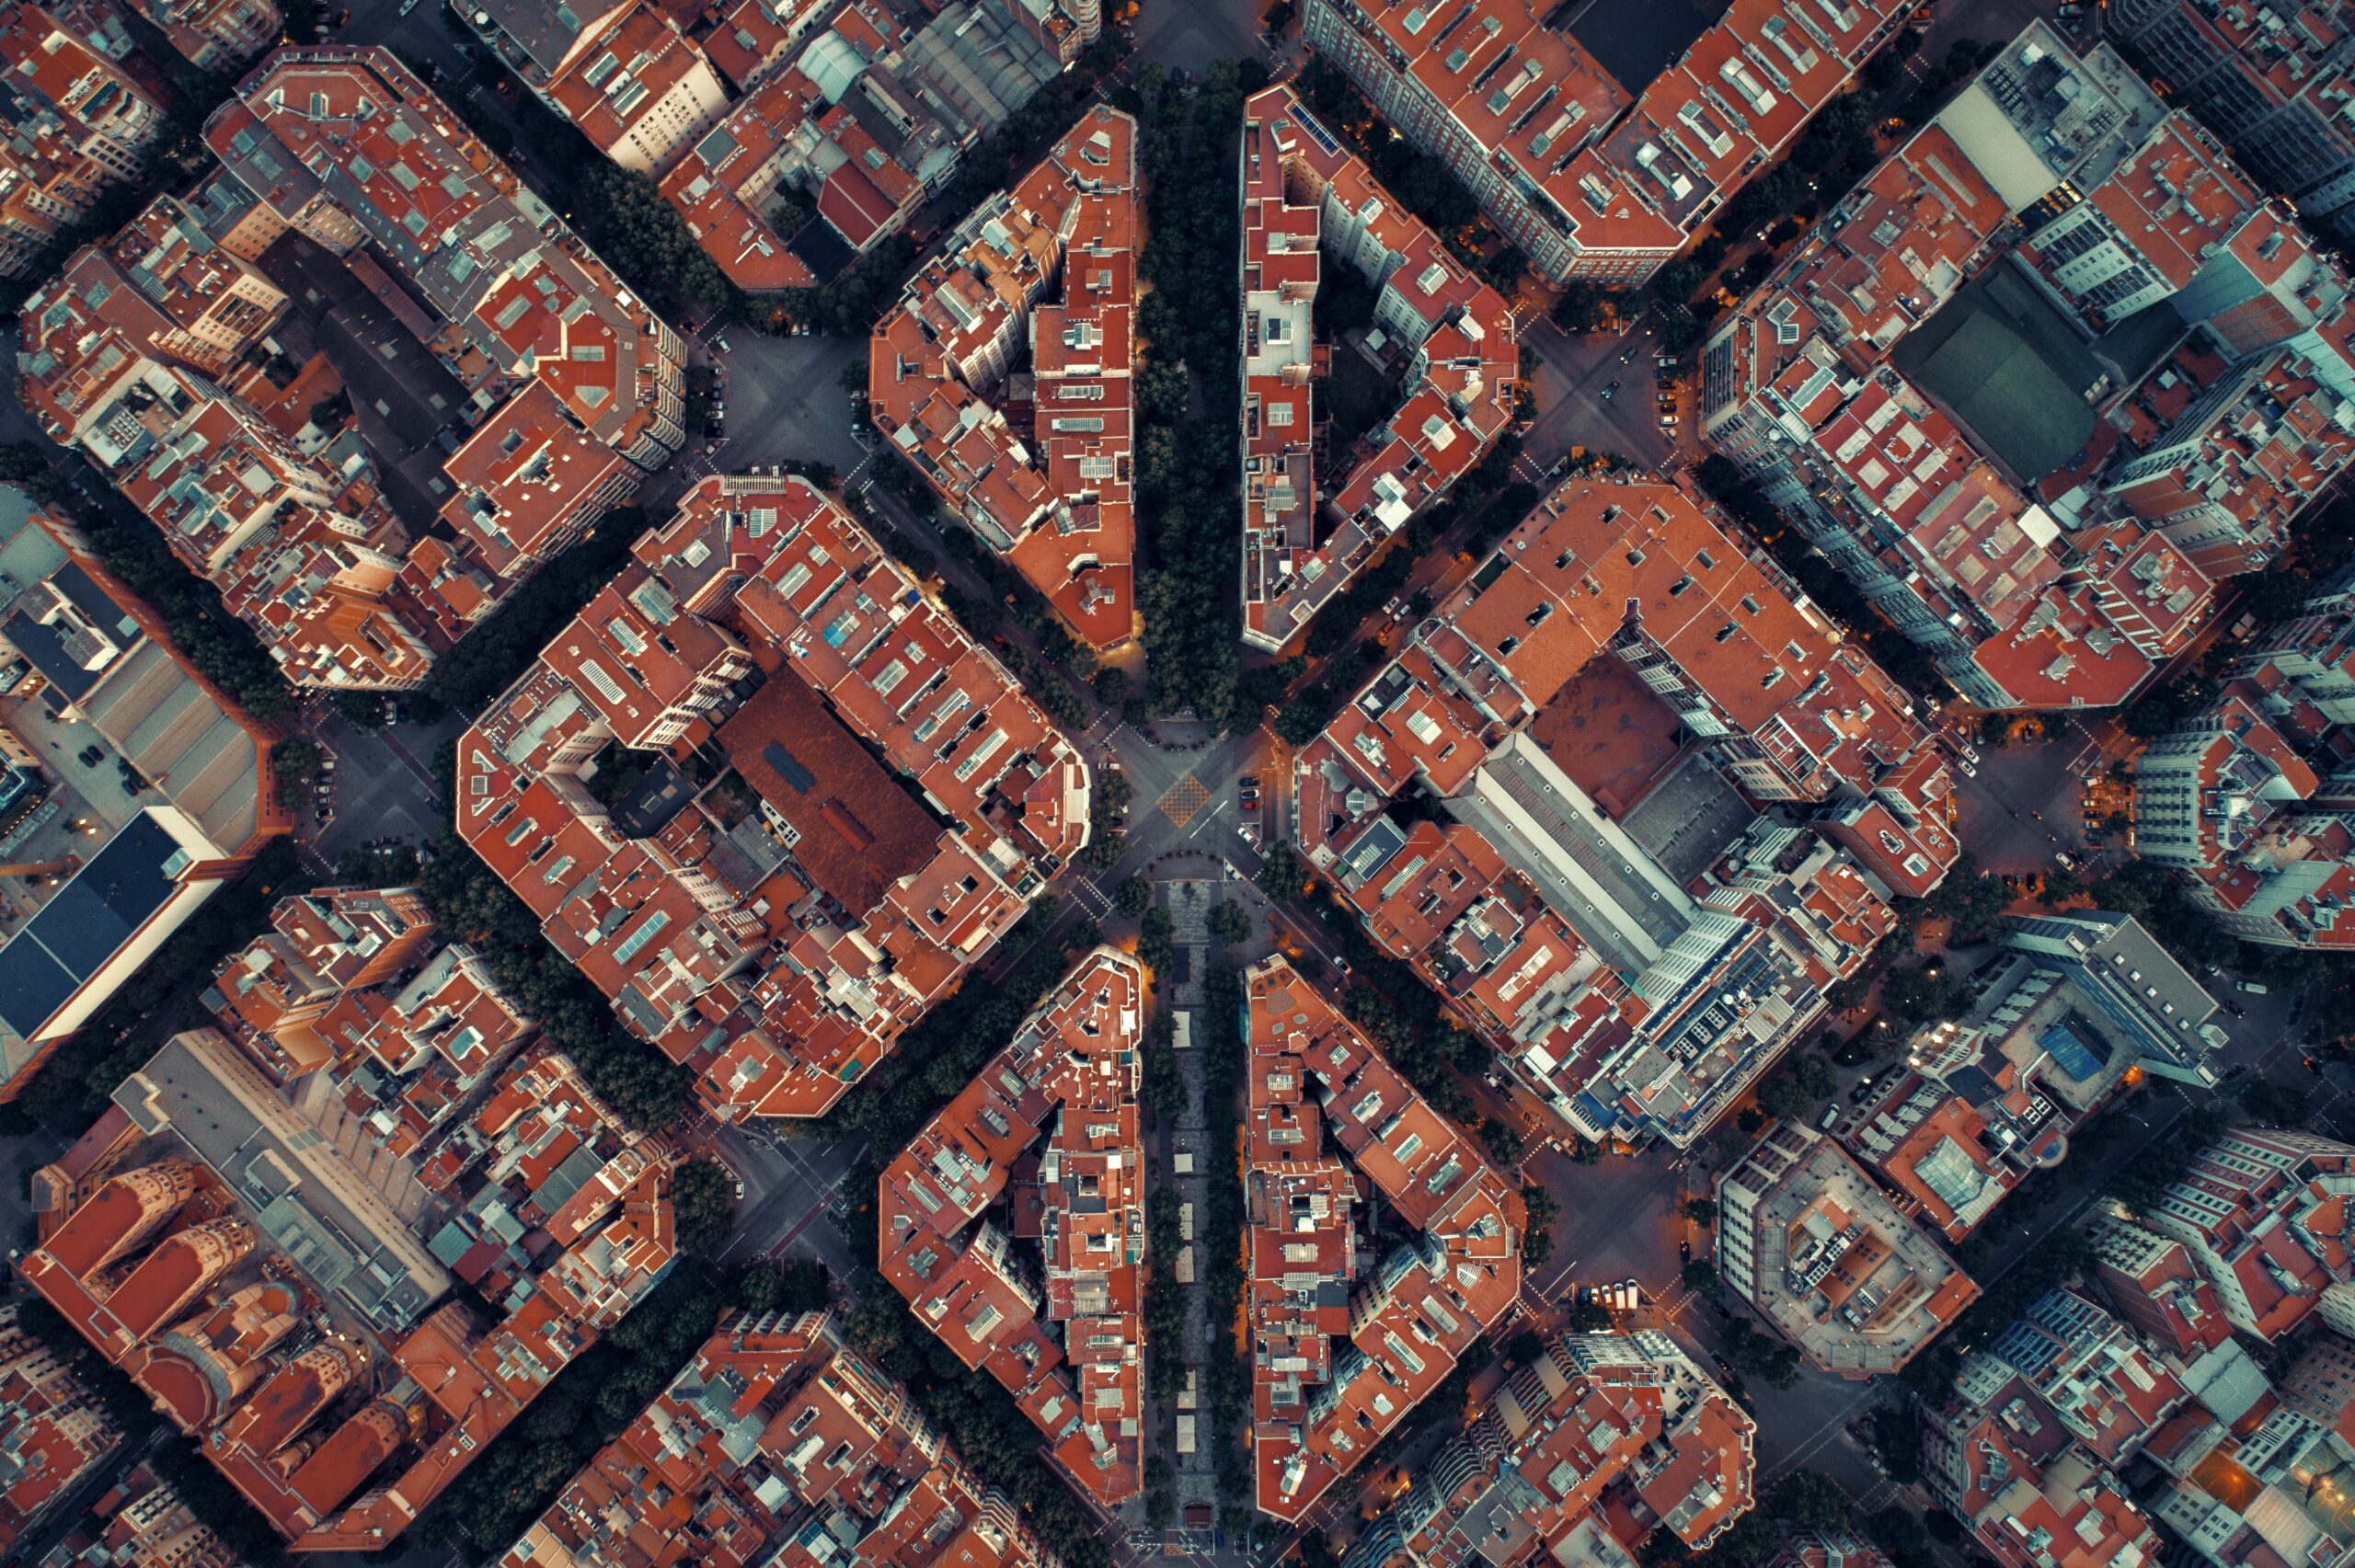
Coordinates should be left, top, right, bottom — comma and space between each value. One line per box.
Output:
270, 738, 323, 783
2240, 1079, 2312, 1127
1093, 666, 1130, 706
1772, 1471, 1853, 1532
1521, 1183, 1558, 1267
1207, 898, 1253, 944
1682, 1196, 1718, 1225
1113, 876, 1153, 918
1256, 840, 1307, 899
1551, 283, 1617, 335
672, 1160, 736, 1255
1681, 1259, 1722, 1299
1479, 1116, 1524, 1165
1137, 907, 1178, 978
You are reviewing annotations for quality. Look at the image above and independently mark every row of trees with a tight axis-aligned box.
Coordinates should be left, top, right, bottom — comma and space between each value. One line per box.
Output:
808, 898, 1079, 1150
1131, 63, 1253, 727
1692, 455, 1947, 697
420, 504, 648, 717
414, 839, 695, 1132
1289, 57, 1528, 289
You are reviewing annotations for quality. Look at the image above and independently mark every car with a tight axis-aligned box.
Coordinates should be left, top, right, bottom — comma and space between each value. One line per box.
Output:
1659, 414, 1678, 427
1958, 759, 1977, 777
76, 745, 101, 766
1601, 381, 1618, 400
1679, 1239, 1692, 1263
706, 422, 724, 439
2239, 980, 2271, 994
1619, 345, 1638, 365
711, 335, 731, 353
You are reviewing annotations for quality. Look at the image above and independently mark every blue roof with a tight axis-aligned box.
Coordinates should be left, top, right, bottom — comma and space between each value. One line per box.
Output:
0, 813, 186, 1037
2040, 1020, 2108, 1082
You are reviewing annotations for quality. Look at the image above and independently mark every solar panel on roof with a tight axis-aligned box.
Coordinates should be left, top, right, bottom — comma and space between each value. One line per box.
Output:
763, 741, 816, 795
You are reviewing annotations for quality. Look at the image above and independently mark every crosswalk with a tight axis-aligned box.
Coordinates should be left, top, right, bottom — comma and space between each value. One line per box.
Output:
1069, 876, 1111, 919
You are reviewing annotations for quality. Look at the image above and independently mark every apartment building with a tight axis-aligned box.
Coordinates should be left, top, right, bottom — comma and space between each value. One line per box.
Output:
1919, 1314, 2165, 1568
207, 47, 688, 470
1844, 910, 2217, 1242
2108, 0, 2355, 243
1699, 24, 2219, 710
133, 0, 279, 70
38, 1460, 237, 1568
2130, 686, 2355, 949
2085, 1215, 2238, 1361
1345, 1330, 1752, 1568
2131, 1127, 2355, 1342
1238, 84, 1519, 650
495, 1308, 1064, 1568
878, 949, 1147, 1505
468, 0, 729, 175
1717, 1119, 1980, 1377
1302, 0, 1912, 285
470, 0, 1086, 285
0, 1302, 122, 1558
872, 105, 1139, 650
1291, 475, 1948, 1150
1243, 956, 1523, 1520
455, 474, 1091, 1122
0, 2, 163, 278
201, 881, 537, 1163
19, 1032, 677, 1552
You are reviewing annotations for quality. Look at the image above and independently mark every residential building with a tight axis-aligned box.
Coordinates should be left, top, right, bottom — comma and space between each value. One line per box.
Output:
1301, 0, 1912, 285
871, 105, 1138, 650
2085, 1216, 2236, 1362
1977, 1289, 2188, 1465
494, 1308, 1064, 1568
201, 881, 537, 1161
2131, 683, 2355, 950
1355, 1329, 1752, 1568
1920, 1302, 2165, 1568
0, 1302, 122, 1558
18, 1032, 677, 1552
465, 0, 729, 176
877, 949, 1147, 1505
1844, 910, 2218, 1241
1716, 1119, 1980, 1377
2133, 1127, 2355, 1342
0, 1, 164, 278
1292, 474, 1946, 1150
468, 0, 1088, 285
1990, 911, 2227, 1083
38, 1460, 236, 1568
1755, 1532, 1893, 1568
1238, 84, 1519, 651
2107, 0, 2355, 244
1243, 955, 1523, 1520
1698, 23, 2221, 710
133, 0, 279, 70
207, 47, 688, 470
454, 474, 1090, 1121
